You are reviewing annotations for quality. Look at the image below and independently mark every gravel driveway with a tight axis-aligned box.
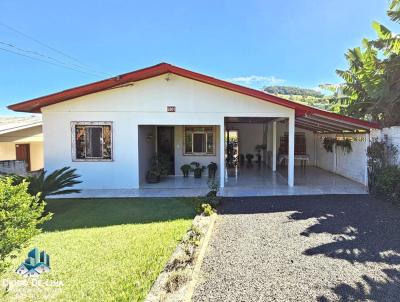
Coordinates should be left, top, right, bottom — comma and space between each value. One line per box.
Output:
192, 195, 400, 302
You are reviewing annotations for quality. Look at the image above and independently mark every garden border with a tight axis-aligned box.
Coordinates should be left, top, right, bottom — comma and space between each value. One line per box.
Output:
144, 213, 217, 302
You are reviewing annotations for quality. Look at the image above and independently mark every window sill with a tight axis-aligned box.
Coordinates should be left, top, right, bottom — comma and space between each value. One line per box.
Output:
183, 153, 216, 156
72, 159, 113, 162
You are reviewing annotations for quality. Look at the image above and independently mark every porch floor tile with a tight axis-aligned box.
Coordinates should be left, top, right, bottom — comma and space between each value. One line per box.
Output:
52, 166, 367, 198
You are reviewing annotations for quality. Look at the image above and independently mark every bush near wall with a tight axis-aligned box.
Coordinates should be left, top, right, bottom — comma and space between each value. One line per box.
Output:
0, 178, 52, 273
367, 140, 400, 204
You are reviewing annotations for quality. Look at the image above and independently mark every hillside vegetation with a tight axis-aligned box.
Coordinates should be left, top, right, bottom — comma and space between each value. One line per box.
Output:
264, 85, 331, 110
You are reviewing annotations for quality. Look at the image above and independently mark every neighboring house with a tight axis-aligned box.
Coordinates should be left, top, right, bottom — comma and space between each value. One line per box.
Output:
0, 116, 43, 173
8, 63, 379, 193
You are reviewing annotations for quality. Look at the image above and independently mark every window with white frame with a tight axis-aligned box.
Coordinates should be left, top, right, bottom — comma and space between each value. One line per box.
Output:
72, 122, 112, 161
184, 126, 215, 155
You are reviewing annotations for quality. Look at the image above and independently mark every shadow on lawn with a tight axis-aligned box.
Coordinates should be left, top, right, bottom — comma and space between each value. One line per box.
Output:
220, 195, 400, 301
43, 197, 196, 232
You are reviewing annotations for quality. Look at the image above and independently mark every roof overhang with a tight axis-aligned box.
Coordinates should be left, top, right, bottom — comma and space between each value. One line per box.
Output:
7, 63, 381, 132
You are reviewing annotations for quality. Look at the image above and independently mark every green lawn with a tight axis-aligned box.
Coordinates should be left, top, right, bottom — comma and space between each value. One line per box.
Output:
1, 198, 196, 302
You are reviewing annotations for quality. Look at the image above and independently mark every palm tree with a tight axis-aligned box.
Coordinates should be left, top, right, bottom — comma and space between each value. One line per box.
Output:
13, 167, 82, 200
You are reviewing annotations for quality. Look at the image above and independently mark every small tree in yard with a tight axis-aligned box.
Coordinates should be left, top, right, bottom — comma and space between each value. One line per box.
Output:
0, 178, 52, 274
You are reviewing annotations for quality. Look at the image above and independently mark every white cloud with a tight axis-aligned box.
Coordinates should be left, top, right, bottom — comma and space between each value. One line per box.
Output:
226, 75, 286, 87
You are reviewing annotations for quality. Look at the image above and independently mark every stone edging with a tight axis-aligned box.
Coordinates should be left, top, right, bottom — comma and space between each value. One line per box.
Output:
145, 213, 217, 302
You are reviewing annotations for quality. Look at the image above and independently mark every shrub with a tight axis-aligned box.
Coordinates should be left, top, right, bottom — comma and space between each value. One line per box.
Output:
245, 153, 254, 163
200, 203, 214, 216
190, 162, 205, 178
0, 178, 52, 273
374, 166, 400, 202
207, 162, 218, 178
180, 164, 191, 177
367, 140, 399, 196
206, 179, 221, 207
12, 167, 81, 200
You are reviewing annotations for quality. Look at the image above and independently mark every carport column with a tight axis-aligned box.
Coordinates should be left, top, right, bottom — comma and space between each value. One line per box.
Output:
288, 115, 295, 187
272, 121, 277, 172
219, 123, 225, 188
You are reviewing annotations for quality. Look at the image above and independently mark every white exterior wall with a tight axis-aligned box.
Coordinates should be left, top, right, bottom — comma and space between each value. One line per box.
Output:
42, 74, 294, 189
225, 123, 265, 157
315, 133, 368, 185
371, 126, 400, 165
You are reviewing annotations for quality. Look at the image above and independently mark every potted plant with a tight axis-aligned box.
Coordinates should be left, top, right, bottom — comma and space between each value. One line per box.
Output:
191, 162, 205, 178
207, 162, 218, 178
146, 155, 169, 183
180, 164, 191, 177
255, 144, 267, 164
245, 153, 254, 164
336, 138, 353, 154
322, 137, 335, 153
239, 154, 245, 165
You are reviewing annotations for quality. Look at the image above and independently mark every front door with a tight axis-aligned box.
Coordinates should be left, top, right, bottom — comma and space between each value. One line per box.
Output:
157, 127, 175, 175
16, 144, 31, 171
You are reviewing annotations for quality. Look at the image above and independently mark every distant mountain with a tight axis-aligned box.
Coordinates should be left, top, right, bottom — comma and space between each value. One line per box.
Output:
264, 86, 323, 98
263, 85, 331, 110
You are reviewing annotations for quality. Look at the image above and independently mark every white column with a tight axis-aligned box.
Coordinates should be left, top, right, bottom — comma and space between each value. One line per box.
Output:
288, 116, 295, 187
272, 121, 277, 172
133, 123, 140, 189
219, 123, 225, 188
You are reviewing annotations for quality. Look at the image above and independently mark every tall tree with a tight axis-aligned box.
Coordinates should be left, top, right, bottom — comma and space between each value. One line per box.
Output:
335, 0, 400, 127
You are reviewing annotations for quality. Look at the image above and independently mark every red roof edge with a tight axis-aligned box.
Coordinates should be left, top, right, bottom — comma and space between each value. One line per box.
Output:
8, 62, 381, 129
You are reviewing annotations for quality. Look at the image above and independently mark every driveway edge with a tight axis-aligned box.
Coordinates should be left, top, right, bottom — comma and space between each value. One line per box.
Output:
144, 213, 217, 302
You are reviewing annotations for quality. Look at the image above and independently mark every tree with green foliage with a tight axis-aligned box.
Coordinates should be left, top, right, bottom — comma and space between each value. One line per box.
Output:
0, 178, 52, 274
264, 85, 331, 110
334, 0, 400, 127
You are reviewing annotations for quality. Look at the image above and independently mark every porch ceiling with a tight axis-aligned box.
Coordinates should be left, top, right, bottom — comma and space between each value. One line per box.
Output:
225, 117, 275, 124
295, 113, 372, 133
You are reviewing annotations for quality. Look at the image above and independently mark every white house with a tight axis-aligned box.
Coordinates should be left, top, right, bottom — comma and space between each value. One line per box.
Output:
8, 63, 380, 196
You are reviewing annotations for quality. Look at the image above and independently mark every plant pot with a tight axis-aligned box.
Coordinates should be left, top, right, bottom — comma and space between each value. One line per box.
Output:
208, 168, 216, 178
227, 166, 236, 177
182, 171, 189, 177
146, 174, 160, 183
194, 169, 202, 178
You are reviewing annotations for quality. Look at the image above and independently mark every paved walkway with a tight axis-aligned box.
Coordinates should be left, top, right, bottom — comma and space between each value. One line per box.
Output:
192, 195, 400, 302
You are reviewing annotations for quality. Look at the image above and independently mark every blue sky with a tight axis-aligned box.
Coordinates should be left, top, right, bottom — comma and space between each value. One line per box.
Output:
0, 0, 397, 115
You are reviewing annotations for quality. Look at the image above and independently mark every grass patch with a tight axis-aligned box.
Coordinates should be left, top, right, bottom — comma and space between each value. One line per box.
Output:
1, 198, 196, 302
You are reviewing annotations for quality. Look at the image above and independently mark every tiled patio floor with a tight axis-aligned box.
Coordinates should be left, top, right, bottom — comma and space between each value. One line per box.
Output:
54, 166, 367, 198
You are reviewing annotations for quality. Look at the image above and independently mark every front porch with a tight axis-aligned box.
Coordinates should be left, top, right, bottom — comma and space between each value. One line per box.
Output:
60, 166, 366, 198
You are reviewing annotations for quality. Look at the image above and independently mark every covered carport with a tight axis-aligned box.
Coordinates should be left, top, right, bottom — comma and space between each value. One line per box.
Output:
223, 108, 379, 196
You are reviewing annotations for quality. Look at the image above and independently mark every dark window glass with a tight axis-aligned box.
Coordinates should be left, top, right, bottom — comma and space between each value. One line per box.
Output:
75, 125, 112, 160
193, 133, 206, 153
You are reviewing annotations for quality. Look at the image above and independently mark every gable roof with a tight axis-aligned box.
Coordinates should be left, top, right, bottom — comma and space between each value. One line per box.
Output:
0, 115, 42, 135
8, 63, 380, 131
